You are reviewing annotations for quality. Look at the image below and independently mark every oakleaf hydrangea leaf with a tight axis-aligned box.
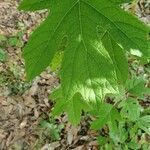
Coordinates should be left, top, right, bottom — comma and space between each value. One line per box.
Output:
19, 0, 150, 123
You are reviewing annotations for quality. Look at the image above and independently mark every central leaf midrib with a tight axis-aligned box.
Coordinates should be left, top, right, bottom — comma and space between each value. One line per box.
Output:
78, 0, 96, 101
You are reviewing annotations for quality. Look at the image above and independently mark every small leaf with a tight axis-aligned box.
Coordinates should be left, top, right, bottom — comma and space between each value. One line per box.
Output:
8, 37, 20, 47
119, 98, 141, 121
40, 120, 63, 141
126, 77, 150, 97
137, 116, 150, 135
97, 136, 108, 146
109, 121, 128, 144
0, 48, 6, 62
0, 35, 7, 42
91, 103, 120, 130
127, 140, 140, 150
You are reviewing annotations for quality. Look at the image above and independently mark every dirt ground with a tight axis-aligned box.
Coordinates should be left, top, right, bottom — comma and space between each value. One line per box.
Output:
0, 0, 150, 150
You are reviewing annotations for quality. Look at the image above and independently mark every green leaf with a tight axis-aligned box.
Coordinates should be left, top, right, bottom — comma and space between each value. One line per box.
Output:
19, 0, 150, 121
109, 121, 128, 144
119, 98, 141, 121
40, 119, 63, 141
62, 34, 120, 103
51, 89, 91, 125
111, 0, 133, 4
104, 143, 113, 150
143, 108, 150, 115
50, 88, 67, 116
50, 51, 63, 71
97, 136, 108, 146
0, 48, 6, 62
66, 93, 91, 125
0, 35, 7, 42
8, 37, 20, 47
137, 116, 150, 135
91, 103, 120, 130
127, 140, 140, 150
18, 0, 51, 11
126, 77, 150, 97
102, 33, 129, 84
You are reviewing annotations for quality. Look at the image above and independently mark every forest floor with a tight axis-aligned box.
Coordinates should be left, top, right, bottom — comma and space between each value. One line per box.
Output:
0, 0, 150, 150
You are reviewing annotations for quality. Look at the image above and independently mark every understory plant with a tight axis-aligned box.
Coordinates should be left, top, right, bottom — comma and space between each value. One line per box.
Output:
18, 0, 150, 148
93, 74, 150, 149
